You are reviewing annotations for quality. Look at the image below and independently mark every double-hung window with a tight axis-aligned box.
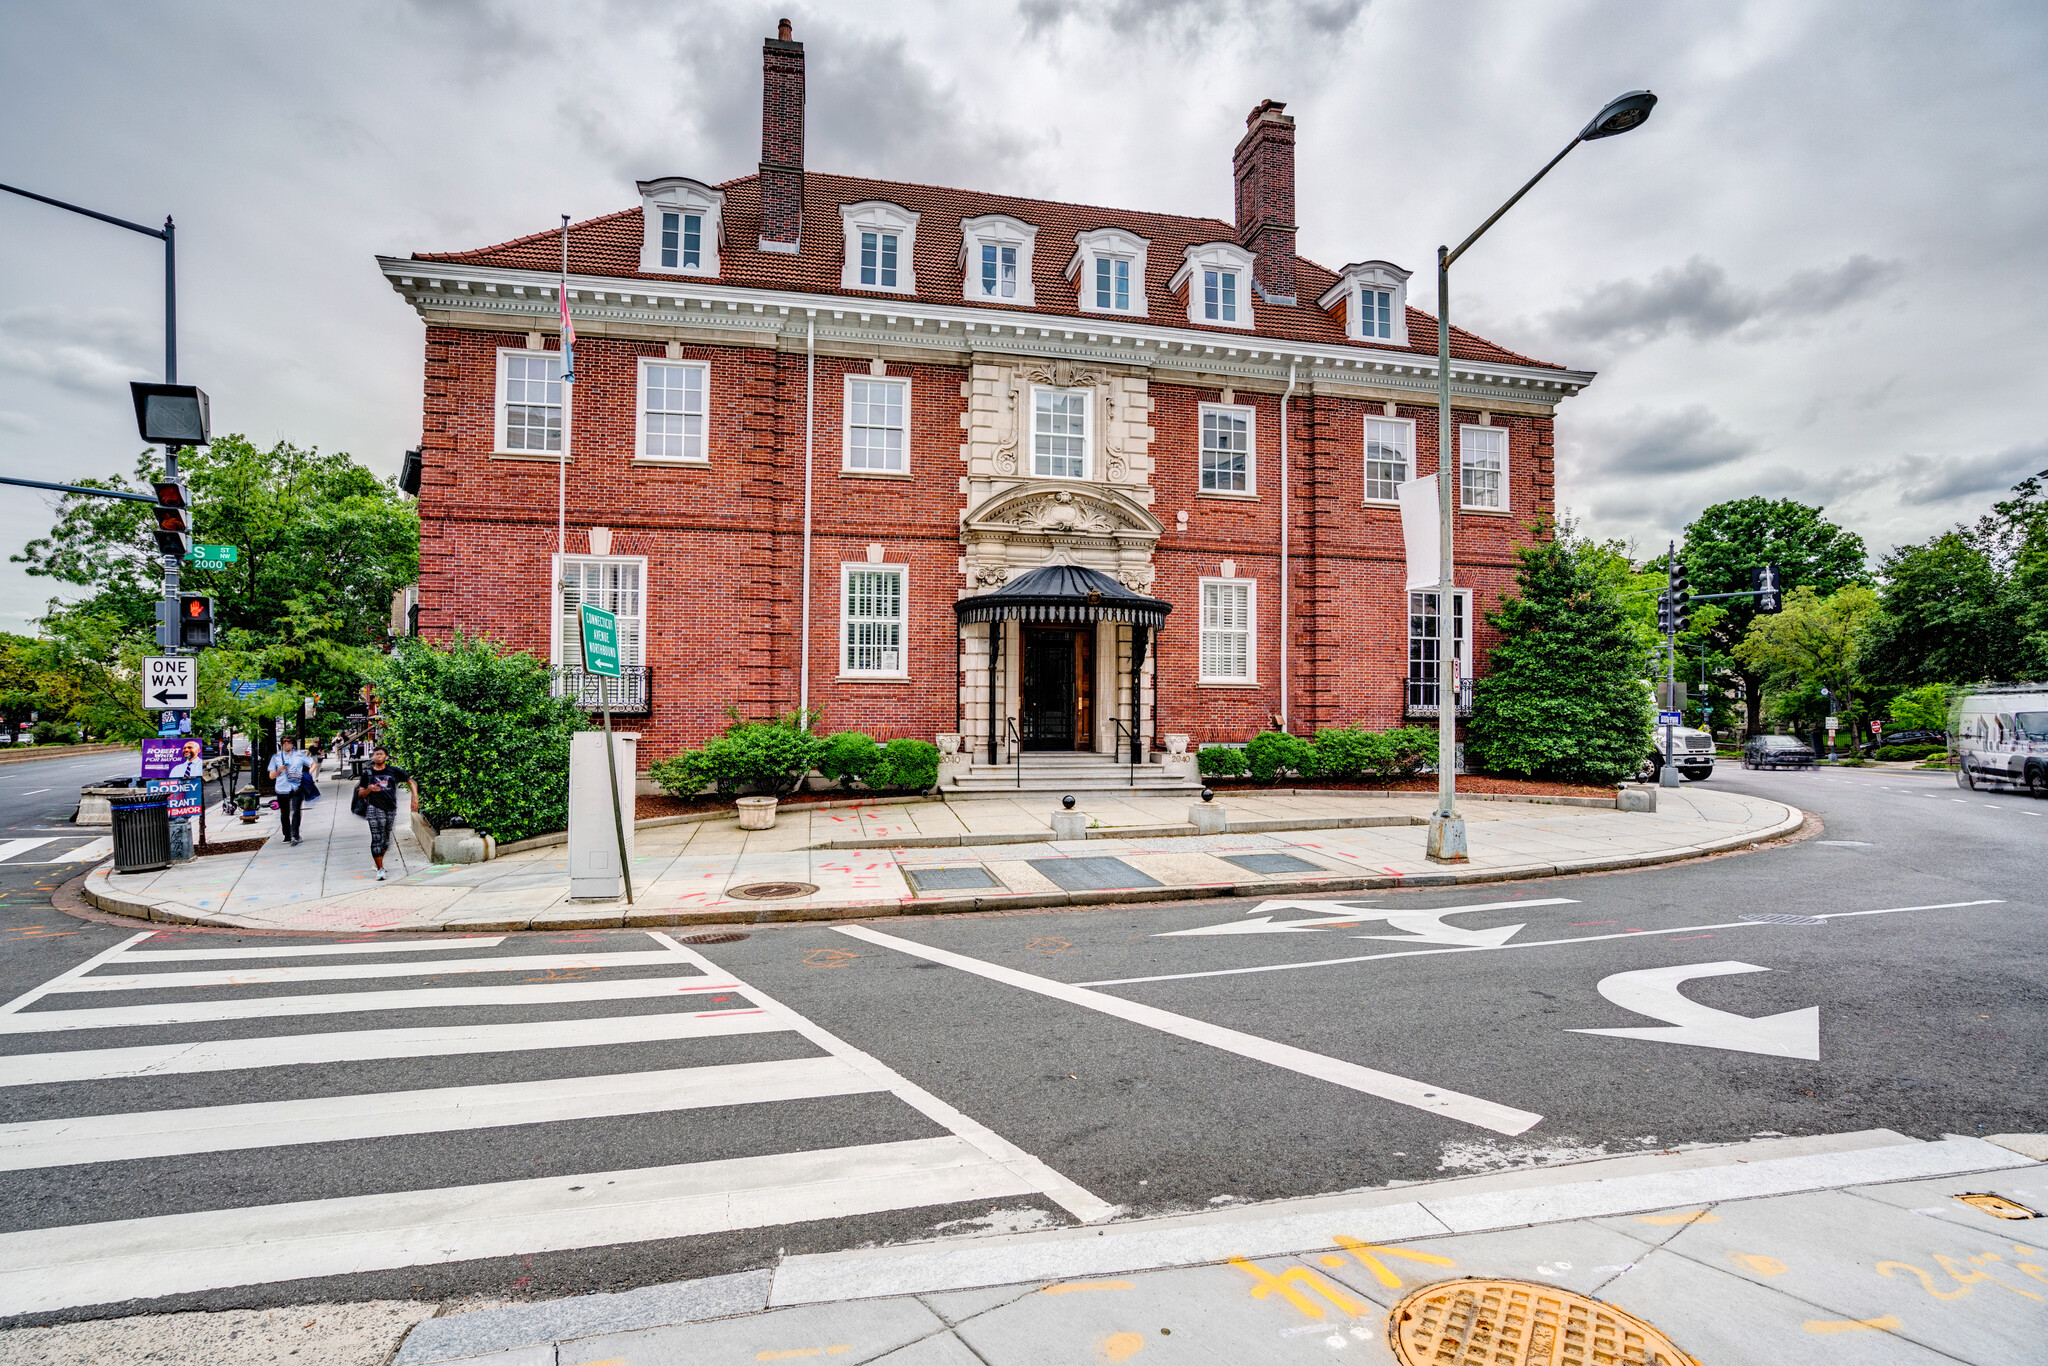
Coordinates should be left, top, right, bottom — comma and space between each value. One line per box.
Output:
1460, 426, 1507, 510
1407, 590, 1469, 711
1032, 388, 1089, 479
980, 243, 1017, 299
1363, 417, 1413, 502
845, 377, 907, 473
501, 352, 562, 454
1199, 406, 1252, 494
1200, 580, 1254, 682
1359, 287, 1393, 340
659, 211, 702, 270
860, 231, 899, 289
640, 361, 706, 462
1095, 257, 1131, 311
557, 557, 643, 674
842, 566, 906, 676
1203, 269, 1238, 323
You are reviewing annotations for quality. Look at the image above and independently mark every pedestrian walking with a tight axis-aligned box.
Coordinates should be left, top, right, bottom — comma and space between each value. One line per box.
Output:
268, 736, 315, 846
354, 746, 420, 881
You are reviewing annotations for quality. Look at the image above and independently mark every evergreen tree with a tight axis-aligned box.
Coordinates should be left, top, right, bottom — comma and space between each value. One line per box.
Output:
1471, 524, 1653, 784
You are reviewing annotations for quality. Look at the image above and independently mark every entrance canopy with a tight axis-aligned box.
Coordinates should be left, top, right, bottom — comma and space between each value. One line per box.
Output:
954, 564, 1171, 629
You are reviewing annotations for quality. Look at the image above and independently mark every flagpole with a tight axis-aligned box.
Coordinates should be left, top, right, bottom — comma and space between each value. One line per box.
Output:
557, 215, 571, 563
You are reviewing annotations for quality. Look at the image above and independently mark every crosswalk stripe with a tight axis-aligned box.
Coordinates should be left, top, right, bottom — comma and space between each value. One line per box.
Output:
0, 1008, 782, 1087
57, 950, 698, 993
0, 977, 745, 1034
119, 938, 507, 962
0, 838, 59, 864
35, 837, 112, 864
0, 1057, 878, 1171
0, 1135, 1035, 1316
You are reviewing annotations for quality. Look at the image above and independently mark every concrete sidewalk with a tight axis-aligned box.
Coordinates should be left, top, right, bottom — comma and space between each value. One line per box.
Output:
83, 785, 1802, 934
382, 1128, 2046, 1366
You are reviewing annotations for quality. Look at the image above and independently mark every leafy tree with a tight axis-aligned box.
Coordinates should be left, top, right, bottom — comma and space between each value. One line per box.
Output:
1887, 683, 1952, 733
1470, 524, 1653, 784
1735, 584, 1880, 749
1680, 498, 1868, 734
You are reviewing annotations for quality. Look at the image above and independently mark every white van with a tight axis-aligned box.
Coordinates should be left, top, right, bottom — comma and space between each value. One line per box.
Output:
1951, 685, 2048, 797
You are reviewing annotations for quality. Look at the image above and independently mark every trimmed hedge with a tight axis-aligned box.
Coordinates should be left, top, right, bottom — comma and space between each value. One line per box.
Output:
1872, 743, 1943, 762
1197, 745, 1247, 777
1245, 730, 1310, 783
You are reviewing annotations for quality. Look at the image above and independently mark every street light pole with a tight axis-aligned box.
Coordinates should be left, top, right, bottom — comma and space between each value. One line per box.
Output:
1424, 89, 1657, 863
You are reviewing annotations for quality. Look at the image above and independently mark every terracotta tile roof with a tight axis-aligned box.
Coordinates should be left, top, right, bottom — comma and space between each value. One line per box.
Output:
415, 171, 1562, 370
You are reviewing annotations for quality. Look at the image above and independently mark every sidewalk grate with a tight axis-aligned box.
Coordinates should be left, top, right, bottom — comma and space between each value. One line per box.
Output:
1389, 1278, 1698, 1366
1221, 852, 1324, 876
1027, 856, 1161, 891
905, 866, 1000, 893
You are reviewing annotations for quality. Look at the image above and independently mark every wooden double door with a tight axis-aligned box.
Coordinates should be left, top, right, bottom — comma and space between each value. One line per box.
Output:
1019, 626, 1095, 751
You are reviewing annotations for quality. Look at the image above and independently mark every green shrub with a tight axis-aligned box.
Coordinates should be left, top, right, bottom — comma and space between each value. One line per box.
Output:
1198, 745, 1247, 777
1309, 726, 1375, 780
1836, 757, 1866, 767
1872, 743, 1942, 762
370, 633, 584, 843
652, 716, 828, 799
870, 738, 940, 792
648, 752, 712, 798
1373, 726, 1439, 778
818, 730, 881, 787
1245, 730, 1309, 783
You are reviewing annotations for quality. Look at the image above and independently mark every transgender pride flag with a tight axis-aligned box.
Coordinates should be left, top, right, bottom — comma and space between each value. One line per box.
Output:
558, 215, 576, 382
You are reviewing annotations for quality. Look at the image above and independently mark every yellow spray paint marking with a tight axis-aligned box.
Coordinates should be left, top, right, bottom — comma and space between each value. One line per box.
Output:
1636, 1208, 1721, 1226
1041, 1279, 1134, 1295
1805, 1315, 1903, 1334
1955, 1192, 2040, 1220
1230, 1258, 1369, 1319
1727, 1251, 1789, 1276
1098, 1331, 1146, 1362
1331, 1234, 1457, 1289
754, 1348, 851, 1361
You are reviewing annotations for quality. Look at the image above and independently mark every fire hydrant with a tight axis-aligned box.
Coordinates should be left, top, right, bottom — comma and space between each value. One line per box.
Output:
236, 787, 262, 824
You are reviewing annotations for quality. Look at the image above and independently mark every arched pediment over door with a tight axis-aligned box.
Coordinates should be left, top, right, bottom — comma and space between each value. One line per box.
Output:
960, 481, 1164, 596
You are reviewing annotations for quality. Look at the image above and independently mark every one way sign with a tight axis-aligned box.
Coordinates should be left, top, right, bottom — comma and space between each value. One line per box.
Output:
143, 656, 196, 711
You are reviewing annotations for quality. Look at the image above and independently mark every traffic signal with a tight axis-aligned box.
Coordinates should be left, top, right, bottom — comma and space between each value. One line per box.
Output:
1751, 563, 1783, 613
176, 594, 215, 648
1668, 561, 1691, 634
1656, 590, 1673, 634
150, 480, 193, 558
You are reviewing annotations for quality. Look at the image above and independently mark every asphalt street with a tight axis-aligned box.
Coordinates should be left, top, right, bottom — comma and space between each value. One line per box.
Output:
0, 752, 2041, 1325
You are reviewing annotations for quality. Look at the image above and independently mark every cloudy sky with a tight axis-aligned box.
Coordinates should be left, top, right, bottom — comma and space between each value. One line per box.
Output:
4, 0, 2044, 630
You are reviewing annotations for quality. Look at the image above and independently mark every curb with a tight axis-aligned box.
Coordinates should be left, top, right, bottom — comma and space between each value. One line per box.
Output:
82, 799, 1807, 932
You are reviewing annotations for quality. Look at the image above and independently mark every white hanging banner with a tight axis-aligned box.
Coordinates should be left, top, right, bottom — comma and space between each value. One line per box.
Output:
1399, 474, 1441, 591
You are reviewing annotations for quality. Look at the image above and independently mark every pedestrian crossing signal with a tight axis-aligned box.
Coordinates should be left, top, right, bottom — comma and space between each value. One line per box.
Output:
178, 594, 215, 648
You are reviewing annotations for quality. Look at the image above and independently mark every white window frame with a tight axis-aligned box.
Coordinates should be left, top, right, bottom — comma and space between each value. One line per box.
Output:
842, 373, 911, 475
1459, 424, 1509, 512
1198, 402, 1256, 496
551, 553, 648, 671
1407, 588, 1470, 707
494, 348, 565, 458
1169, 241, 1257, 330
1198, 578, 1257, 684
1316, 260, 1412, 345
636, 177, 723, 277
840, 201, 920, 294
840, 563, 909, 679
1066, 227, 1150, 317
635, 357, 709, 463
959, 214, 1038, 307
1362, 415, 1415, 504
1030, 385, 1092, 480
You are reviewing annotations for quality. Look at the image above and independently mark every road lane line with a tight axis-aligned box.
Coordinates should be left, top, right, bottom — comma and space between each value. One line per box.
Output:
118, 938, 507, 961
0, 1009, 781, 1087
0, 930, 154, 1017
0, 1057, 878, 1170
835, 924, 1543, 1137
0, 839, 58, 864
57, 950, 695, 992
0, 1136, 1033, 1316
1074, 900, 2008, 988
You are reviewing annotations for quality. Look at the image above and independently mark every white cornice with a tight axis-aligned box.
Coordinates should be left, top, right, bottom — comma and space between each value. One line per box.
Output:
375, 255, 1597, 401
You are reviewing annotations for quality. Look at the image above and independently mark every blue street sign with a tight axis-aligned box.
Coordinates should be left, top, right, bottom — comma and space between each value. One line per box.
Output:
229, 679, 277, 697
1657, 710, 1683, 726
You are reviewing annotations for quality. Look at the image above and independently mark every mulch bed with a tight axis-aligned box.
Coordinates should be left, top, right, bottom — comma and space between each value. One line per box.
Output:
636, 789, 918, 819
196, 837, 269, 856
1204, 775, 1619, 799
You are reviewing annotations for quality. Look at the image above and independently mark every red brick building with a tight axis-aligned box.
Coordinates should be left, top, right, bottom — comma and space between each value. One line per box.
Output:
378, 21, 1592, 786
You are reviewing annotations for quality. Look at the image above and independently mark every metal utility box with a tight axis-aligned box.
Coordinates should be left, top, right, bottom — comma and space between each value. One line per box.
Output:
567, 731, 636, 899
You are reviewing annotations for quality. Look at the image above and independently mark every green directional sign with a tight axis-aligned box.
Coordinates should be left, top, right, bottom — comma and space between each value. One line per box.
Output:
186, 544, 238, 565
578, 603, 621, 679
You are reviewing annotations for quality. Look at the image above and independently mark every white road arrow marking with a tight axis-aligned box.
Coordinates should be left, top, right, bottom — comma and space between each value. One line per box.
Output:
1570, 962, 1819, 1060
1356, 910, 1526, 949
1159, 897, 1572, 944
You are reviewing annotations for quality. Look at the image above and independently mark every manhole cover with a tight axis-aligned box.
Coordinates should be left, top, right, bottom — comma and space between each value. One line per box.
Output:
678, 932, 750, 945
1388, 1279, 1698, 1366
1740, 912, 1828, 925
725, 882, 819, 901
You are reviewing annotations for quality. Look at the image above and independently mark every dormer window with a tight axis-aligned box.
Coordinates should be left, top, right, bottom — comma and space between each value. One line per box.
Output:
841, 201, 920, 295
959, 215, 1037, 307
1067, 228, 1149, 316
637, 177, 723, 277
1318, 260, 1412, 346
1169, 242, 1257, 330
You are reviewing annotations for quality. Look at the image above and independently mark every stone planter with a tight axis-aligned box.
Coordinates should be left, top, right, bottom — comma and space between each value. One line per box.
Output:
736, 795, 778, 830
935, 732, 961, 755
1163, 733, 1190, 756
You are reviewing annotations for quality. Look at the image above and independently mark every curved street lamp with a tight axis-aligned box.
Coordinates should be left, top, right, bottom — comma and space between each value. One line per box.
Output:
1426, 90, 1658, 864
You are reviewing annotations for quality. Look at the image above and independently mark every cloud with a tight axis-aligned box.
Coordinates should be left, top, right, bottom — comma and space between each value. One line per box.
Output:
1876, 443, 2048, 507
1019, 0, 1367, 44
1575, 404, 1759, 478
0, 410, 36, 434
0, 307, 157, 396
1539, 254, 1903, 346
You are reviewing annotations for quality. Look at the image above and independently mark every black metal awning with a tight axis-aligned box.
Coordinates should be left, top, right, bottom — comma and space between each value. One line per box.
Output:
954, 564, 1171, 628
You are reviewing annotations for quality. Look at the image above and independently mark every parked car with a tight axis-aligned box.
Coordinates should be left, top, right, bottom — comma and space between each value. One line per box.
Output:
1952, 686, 2048, 796
1871, 728, 1945, 751
1643, 726, 1716, 782
1743, 734, 1816, 770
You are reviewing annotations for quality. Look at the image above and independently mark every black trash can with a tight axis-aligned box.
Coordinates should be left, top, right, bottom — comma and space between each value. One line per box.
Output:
110, 793, 173, 873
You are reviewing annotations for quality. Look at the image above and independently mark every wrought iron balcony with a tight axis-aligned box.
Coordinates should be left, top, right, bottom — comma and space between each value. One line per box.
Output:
1403, 675, 1473, 719
552, 666, 653, 716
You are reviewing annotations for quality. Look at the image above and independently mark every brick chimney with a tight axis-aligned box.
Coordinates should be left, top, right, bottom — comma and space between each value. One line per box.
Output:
1233, 99, 1297, 303
758, 19, 805, 254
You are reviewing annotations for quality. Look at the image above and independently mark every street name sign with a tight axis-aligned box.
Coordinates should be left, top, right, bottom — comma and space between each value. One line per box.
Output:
579, 604, 621, 678
144, 656, 196, 710
229, 679, 276, 697
1657, 710, 1683, 726
186, 544, 238, 565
